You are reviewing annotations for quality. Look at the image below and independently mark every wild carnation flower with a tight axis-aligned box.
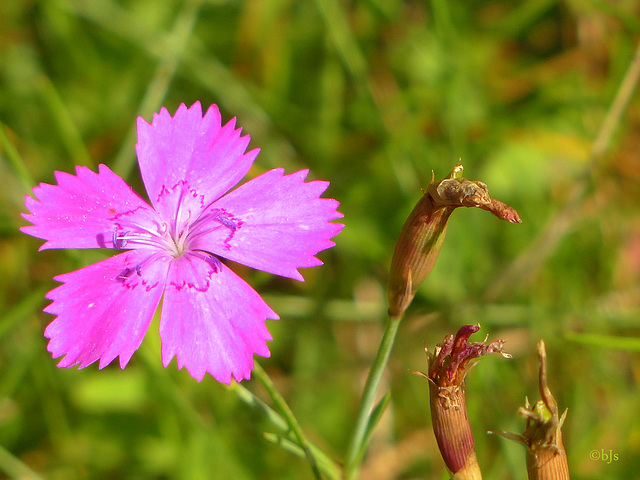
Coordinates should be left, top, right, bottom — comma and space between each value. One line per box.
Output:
21, 102, 343, 383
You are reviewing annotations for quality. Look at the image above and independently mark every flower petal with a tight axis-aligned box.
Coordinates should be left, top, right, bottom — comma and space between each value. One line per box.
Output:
44, 250, 169, 370
159, 253, 277, 383
193, 168, 344, 281
21, 164, 158, 250
136, 102, 257, 221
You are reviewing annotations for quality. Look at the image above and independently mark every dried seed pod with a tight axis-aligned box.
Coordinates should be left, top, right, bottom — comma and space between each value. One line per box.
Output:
489, 340, 570, 480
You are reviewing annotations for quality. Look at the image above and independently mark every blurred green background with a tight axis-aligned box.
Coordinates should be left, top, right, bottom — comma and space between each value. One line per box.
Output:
2, 0, 640, 478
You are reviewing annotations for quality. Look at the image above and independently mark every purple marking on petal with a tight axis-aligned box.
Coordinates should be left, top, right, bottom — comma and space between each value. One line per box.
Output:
115, 267, 137, 282
108, 205, 150, 222
197, 168, 344, 281
136, 102, 258, 215
165, 251, 222, 292
160, 260, 277, 383
205, 253, 222, 273
212, 209, 244, 249
214, 209, 243, 231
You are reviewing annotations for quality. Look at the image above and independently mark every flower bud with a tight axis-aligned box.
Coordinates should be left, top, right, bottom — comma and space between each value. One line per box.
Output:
387, 163, 521, 318
413, 324, 512, 479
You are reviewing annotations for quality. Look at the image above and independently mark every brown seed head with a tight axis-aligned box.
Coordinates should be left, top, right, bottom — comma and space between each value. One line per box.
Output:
488, 340, 570, 480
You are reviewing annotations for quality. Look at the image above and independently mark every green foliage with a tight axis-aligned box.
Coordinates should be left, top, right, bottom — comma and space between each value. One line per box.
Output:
2, 0, 640, 478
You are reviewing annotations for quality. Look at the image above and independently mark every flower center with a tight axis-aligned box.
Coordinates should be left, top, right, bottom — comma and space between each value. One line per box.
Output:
111, 208, 242, 258
110, 181, 243, 277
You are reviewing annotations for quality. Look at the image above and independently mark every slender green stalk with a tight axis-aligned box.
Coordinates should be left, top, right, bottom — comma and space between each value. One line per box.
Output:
314, 0, 370, 99
232, 382, 341, 480
111, 0, 203, 179
37, 75, 93, 169
344, 315, 402, 480
56, 0, 203, 179
590, 41, 640, 162
359, 392, 392, 460
58, 0, 296, 172
486, 41, 640, 301
262, 433, 341, 480
232, 382, 288, 431
252, 362, 324, 480
0, 444, 44, 480
0, 122, 34, 193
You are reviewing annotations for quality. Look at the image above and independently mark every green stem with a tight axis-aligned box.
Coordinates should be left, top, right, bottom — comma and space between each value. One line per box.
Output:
232, 381, 341, 480
0, 123, 34, 193
252, 362, 324, 480
0, 444, 44, 480
111, 0, 203, 179
590, 41, 640, 163
37, 75, 93, 169
485, 41, 640, 301
344, 315, 402, 480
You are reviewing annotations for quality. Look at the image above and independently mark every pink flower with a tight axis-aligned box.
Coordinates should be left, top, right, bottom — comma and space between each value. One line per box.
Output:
21, 102, 344, 383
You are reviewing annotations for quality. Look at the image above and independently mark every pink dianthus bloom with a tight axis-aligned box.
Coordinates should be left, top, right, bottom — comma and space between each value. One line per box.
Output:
21, 102, 344, 383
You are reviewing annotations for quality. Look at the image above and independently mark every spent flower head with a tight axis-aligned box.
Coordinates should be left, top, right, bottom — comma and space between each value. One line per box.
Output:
489, 340, 570, 480
387, 163, 521, 318
21, 102, 344, 383
413, 324, 511, 479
